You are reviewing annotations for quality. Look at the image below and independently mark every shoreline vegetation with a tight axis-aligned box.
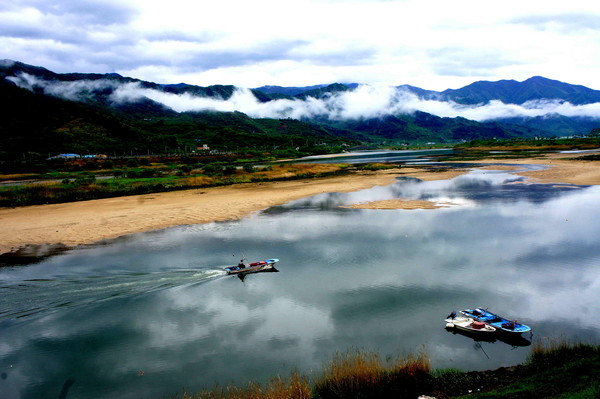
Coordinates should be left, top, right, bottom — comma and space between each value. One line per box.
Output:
1, 146, 600, 257
179, 340, 599, 399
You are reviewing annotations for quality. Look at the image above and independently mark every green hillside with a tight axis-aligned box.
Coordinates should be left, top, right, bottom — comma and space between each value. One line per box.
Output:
0, 82, 359, 164
3, 60, 590, 166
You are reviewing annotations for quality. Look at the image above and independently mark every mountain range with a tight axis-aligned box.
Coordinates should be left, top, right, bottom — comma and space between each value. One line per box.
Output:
1, 59, 599, 161
257, 76, 600, 106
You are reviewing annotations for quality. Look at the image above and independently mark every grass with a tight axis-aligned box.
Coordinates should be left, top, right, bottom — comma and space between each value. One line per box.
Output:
0, 163, 352, 207
313, 349, 431, 399
354, 163, 399, 171
451, 338, 600, 399
178, 341, 599, 399
0, 173, 41, 180
183, 371, 311, 399
444, 149, 552, 162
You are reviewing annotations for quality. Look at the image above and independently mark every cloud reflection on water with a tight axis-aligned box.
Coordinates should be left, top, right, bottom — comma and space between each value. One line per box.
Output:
1, 169, 599, 398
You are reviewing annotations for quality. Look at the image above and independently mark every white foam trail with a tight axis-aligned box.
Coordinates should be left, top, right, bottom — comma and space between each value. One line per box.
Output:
0, 268, 228, 321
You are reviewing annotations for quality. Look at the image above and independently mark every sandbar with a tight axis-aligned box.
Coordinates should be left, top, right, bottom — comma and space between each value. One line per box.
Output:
344, 198, 459, 210
1, 152, 598, 255
0, 167, 463, 254
465, 150, 600, 186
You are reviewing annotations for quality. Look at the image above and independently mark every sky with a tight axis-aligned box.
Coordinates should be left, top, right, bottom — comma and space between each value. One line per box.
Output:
2, 0, 600, 91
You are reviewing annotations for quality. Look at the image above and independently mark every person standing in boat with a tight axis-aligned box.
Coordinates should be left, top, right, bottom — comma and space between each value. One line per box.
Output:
238, 260, 246, 269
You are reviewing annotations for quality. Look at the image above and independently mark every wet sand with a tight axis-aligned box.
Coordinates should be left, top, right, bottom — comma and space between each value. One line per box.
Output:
0, 168, 463, 254
1, 153, 598, 255
471, 151, 600, 186
344, 198, 460, 210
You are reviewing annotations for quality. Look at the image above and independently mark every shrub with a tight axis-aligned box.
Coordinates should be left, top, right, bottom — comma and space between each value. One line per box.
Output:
356, 163, 396, 171
73, 173, 96, 186
203, 164, 223, 176
180, 155, 195, 165
223, 165, 237, 175
243, 164, 255, 173
140, 168, 157, 178
126, 169, 141, 178
124, 168, 156, 178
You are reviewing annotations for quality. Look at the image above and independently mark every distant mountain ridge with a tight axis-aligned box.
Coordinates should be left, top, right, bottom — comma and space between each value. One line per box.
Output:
256, 76, 600, 105
439, 76, 600, 105
1, 59, 599, 162
4, 58, 600, 107
6, 58, 600, 106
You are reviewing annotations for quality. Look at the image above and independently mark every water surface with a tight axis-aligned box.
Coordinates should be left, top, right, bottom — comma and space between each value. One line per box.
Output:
1, 166, 599, 399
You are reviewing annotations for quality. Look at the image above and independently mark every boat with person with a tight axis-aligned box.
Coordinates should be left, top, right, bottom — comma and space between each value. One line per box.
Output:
445, 311, 496, 334
224, 258, 279, 275
461, 308, 532, 335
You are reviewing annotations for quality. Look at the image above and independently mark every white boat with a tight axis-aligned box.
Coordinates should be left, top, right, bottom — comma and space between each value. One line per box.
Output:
445, 316, 496, 334
224, 258, 279, 275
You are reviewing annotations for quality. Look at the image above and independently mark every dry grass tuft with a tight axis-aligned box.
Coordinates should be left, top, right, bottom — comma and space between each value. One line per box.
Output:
0, 173, 39, 180
183, 176, 216, 187
249, 163, 344, 181
184, 371, 311, 399
314, 349, 431, 399
526, 336, 598, 372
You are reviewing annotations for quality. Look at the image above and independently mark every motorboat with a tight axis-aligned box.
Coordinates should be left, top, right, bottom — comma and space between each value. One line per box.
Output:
224, 258, 279, 275
461, 308, 531, 334
445, 312, 496, 334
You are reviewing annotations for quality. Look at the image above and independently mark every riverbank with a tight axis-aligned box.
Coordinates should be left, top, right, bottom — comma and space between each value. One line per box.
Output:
0, 166, 463, 255
468, 150, 600, 186
181, 341, 599, 399
330, 151, 600, 210
1, 152, 599, 256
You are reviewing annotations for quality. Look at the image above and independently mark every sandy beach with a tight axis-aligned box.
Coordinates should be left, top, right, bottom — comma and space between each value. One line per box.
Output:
0, 167, 462, 254
1, 153, 599, 255
471, 151, 600, 186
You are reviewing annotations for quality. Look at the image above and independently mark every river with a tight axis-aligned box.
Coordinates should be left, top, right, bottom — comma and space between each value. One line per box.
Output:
1, 151, 599, 398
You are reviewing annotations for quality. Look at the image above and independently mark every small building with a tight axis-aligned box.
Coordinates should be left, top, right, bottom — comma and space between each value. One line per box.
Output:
47, 153, 81, 160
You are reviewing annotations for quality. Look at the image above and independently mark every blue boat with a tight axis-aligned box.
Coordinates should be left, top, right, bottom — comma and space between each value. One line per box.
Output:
461, 308, 531, 334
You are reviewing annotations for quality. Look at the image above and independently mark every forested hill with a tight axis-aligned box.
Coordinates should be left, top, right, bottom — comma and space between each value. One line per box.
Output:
257, 76, 600, 105
1, 60, 599, 161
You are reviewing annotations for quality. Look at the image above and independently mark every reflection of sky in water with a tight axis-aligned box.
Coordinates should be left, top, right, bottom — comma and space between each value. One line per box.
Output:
296, 149, 454, 164
1, 169, 599, 399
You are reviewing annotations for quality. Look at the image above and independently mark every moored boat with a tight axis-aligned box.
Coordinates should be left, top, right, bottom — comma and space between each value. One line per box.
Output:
461, 308, 531, 334
445, 312, 496, 334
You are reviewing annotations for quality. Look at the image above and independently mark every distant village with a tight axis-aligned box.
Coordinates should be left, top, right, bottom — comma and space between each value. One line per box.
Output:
47, 144, 213, 160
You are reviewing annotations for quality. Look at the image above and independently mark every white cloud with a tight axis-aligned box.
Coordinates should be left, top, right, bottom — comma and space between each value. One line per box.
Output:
7, 73, 119, 101
2, 0, 600, 90
10, 72, 600, 122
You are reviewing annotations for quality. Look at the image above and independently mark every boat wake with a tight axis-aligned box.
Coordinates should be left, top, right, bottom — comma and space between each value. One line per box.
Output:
0, 268, 227, 321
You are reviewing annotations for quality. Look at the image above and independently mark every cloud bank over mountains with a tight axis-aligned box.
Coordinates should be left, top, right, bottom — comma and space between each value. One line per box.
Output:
4, 0, 600, 92
8, 72, 600, 123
